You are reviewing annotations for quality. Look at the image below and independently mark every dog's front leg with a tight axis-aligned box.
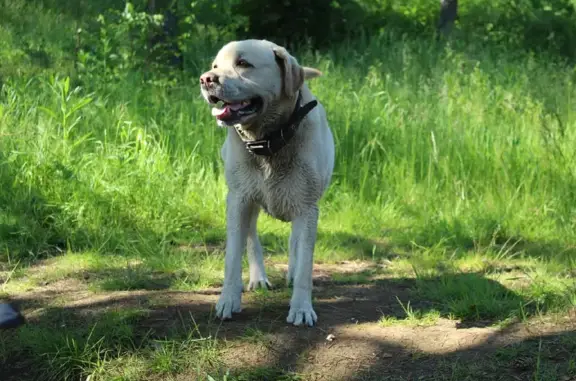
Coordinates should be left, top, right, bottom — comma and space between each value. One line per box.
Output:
286, 228, 298, 286
286, 205, 319, 327
216, 192, 250, 320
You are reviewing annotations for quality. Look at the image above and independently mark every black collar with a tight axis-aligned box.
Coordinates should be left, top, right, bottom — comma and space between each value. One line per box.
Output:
234, 92, 318, 156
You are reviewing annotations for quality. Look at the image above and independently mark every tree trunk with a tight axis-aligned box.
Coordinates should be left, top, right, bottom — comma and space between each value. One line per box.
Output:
437, 0, 458, 38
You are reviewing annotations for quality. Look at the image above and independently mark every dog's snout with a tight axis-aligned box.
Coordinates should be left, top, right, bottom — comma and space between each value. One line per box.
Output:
200, 72, 220, 87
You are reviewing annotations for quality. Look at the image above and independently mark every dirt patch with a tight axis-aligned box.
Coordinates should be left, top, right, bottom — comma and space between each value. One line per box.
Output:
273, 260, 389, 283
216, 316, 576, 381
4, 263, 576, 381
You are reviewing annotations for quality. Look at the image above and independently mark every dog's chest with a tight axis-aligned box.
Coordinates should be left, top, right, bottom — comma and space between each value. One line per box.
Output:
228, 159, 317, 222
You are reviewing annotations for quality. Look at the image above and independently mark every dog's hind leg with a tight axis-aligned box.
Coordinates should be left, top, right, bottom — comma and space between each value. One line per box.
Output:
246, 204, 272, 290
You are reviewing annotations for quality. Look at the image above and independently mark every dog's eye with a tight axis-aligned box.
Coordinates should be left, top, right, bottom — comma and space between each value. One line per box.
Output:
236, 59, 253, 68
212, 64, 218, 69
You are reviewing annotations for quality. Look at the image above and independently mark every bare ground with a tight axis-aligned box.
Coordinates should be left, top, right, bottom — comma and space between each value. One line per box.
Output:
3, 261, 576, 381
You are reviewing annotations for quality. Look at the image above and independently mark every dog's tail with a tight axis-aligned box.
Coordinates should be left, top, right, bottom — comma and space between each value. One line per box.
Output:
303, 67, 322, 80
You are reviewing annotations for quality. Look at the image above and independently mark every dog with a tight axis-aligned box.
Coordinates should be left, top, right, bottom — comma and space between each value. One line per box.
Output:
199, 39, 335, 326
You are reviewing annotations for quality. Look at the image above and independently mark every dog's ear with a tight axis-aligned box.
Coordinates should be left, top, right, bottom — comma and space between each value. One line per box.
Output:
303, 67, 322, 80
273, 47, 304, 98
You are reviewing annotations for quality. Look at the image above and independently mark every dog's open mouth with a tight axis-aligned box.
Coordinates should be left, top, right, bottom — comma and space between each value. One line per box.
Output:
209, 96, 263, 122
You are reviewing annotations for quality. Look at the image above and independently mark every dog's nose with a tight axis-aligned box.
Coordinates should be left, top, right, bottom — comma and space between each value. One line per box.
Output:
199, 72, 219, 87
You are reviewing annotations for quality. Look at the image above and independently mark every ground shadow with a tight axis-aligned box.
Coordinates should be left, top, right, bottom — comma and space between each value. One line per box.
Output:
4, 268, 571, 380
346, 322, 576, 381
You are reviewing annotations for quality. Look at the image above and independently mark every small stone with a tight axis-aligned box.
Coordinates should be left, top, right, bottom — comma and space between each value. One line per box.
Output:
326, 334, 336, 342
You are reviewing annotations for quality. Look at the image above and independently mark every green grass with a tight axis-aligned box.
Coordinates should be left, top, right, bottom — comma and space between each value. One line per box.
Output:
1, 0, 576, 380
378, 297, 442, 327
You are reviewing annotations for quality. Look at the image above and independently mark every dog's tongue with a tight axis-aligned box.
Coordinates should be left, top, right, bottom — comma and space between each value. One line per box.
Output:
211, 106, 229, 118
211, 102, 246, 120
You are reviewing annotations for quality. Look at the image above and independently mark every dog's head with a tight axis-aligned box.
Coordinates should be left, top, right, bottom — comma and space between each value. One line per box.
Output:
199, 39, 322, 130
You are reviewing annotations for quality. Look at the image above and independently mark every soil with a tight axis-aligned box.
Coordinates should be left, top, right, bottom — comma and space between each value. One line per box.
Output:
3, 261, 576, 381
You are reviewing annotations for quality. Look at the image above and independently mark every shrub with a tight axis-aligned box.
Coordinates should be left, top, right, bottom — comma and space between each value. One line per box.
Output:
231, 0, 368, 49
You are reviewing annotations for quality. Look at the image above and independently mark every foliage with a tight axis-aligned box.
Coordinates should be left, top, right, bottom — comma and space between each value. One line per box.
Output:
460, 0, 576, 59
49, 0, 576, 82
1, 0, 576, 380
75, 2, 172, 82
230, 0, 369, 49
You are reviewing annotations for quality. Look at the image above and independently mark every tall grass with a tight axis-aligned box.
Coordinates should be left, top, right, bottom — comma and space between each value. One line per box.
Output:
2, 31, 576, 265
2, 1, 576, 380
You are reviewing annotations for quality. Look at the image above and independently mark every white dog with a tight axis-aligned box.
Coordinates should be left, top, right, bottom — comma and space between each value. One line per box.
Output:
199, 39, 335, 326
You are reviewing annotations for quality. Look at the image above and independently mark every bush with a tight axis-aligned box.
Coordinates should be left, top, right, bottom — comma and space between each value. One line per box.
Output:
69, 0, 576, 83
231, 0, 369, 49
75, 2, 172, 81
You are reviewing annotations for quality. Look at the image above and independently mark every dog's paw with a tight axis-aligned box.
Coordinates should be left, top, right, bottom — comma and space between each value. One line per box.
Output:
286, 302, 317, 327
248, 263, 272, 291
215, 287, 242, 320
247, 277, 272, 291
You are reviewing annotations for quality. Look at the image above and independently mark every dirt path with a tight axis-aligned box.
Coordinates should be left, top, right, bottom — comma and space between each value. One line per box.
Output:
4, 262, 576, 381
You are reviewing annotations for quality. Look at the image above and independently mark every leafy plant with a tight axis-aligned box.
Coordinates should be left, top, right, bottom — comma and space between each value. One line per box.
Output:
75, 2, 170, 81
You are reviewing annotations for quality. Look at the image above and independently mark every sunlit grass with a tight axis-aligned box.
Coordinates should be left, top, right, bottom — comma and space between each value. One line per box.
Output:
1, 0, 576, 380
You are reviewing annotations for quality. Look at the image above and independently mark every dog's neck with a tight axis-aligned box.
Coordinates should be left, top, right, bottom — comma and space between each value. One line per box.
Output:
259, 93, 301, 137
233, 91, 318, 157
235, 93, 300, 140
